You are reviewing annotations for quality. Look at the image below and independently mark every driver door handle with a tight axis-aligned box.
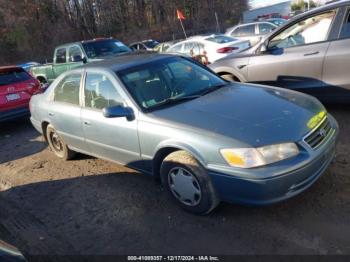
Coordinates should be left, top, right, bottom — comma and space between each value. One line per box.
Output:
48, 112, 54, 116
304, 51, 319, 56
84, 120, 91, 126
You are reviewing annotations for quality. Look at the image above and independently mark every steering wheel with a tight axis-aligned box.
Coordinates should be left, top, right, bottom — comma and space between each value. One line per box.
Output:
171, 78, 192, 96
287, 35, 297, 47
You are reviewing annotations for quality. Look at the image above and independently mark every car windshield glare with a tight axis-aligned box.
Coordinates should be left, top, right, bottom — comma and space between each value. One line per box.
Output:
118, 57, 226, 110
82, 40, 131, 58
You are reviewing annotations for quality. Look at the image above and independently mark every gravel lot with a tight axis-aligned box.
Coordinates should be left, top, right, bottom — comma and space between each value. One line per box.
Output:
0, 104, 349, 256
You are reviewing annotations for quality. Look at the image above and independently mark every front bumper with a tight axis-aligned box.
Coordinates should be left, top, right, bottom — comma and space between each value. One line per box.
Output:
0, 106, 29, 122
208, 116, 338, 206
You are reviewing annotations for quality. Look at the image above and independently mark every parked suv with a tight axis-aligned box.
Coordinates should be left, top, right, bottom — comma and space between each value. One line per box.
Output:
211, 0, 350, 101
225, 21, 277, 46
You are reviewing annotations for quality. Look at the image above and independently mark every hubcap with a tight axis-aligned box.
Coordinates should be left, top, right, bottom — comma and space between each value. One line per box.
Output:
168, 167, 202, 206
50, 131, 63, 152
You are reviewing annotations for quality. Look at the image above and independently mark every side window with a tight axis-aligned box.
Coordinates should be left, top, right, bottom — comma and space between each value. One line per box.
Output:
168, 44, 182, 53
239, 25, 255, 36
269, 10, 336, 49
68, 46, 83, 62
130, 44, 137, 51
231, 27, 241, 37
183, 42, 195, 55
138, 44, 146, 50
84, 73, 123, 110
340, 10, 350, 39
54, 73, 82, 105
258, 23, 275, 35
192, 43, 204, 55
55, 48, 67, 64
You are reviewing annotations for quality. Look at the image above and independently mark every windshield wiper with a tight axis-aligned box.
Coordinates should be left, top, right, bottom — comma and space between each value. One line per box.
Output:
147, 95, 201, 110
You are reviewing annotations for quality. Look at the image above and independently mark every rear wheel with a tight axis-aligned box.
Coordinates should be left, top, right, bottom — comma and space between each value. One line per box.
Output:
46, 124, 75, 160
160, 151, 219, 214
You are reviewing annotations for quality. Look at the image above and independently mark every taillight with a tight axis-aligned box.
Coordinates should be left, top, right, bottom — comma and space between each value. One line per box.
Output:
27, 81, 42, 95
216, 47, 238, 53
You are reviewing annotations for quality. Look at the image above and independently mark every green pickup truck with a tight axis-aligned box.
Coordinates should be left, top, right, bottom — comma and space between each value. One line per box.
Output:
30, 38, 131, 84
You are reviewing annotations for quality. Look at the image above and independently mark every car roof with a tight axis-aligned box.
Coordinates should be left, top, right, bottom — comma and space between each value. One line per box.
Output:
55, 38, 118, 49
292, 0, 349, 19
0, 66, 23, 72
80, 53, 179, 72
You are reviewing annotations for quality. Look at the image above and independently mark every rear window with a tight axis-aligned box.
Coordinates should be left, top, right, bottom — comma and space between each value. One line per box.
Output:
205, 35, 237, 43
82, 39, 131, 58
143, 40, 159, 48
0, 68, 32, 86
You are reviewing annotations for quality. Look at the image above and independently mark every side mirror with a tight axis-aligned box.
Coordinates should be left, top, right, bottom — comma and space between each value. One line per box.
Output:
82, 57, 87, 64
71, 55, 83, 62
260, 43, 268, 54
103, 105, 134, 120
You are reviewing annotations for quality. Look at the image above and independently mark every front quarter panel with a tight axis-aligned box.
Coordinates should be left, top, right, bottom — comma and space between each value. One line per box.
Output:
210, 57, 250, 82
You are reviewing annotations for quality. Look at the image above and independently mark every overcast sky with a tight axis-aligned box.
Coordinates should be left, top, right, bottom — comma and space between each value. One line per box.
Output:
249, 0, 289, 9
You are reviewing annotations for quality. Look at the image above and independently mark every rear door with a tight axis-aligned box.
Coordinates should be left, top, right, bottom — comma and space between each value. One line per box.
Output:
81, 70, 140, 164
323, 6, 350, 99
248, 10, 337, 93
48, 71, 86, 150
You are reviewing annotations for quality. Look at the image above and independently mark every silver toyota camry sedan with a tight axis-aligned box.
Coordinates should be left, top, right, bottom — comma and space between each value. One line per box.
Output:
30, 53, 338, 214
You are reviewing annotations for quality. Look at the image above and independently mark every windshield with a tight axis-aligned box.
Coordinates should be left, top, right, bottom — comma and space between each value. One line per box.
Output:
118, 57, 227, 110
82, 39, 131, 58
0, 68, 31, 86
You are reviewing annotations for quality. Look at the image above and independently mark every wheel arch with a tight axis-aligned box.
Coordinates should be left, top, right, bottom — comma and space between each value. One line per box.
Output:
36, 75, 47, 83
152, 141, 207, 180
41, 121, 50, 142
212, 66, 246, 82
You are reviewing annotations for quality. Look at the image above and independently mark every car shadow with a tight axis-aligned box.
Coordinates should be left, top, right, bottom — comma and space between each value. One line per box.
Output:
0, 161, 347, 255
0, 117, 46, 164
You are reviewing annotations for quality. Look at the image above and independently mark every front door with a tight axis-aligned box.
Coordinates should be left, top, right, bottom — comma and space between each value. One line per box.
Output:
81, 71, 140, 165
323, 7, 350, 99
248, 10, 337, 94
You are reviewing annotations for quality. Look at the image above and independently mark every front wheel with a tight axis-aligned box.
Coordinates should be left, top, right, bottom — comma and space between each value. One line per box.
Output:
46, 124, 75, 160
160, 151, 219, 215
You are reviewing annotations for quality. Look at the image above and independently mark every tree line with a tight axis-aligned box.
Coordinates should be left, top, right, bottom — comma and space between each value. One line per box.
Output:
0, 0, 248, 65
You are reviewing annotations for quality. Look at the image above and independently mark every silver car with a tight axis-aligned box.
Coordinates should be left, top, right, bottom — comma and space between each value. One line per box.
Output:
225, 21, 277, 46
30, 54, 338, 214
211, 1, 350, 102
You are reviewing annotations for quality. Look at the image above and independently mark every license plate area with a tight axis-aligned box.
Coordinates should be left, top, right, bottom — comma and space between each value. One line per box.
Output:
6, 93, 20, 101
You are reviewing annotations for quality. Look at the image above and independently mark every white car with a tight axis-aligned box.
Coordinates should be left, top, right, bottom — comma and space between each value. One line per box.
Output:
225, 22, 277, 46
166, 34, 250, 64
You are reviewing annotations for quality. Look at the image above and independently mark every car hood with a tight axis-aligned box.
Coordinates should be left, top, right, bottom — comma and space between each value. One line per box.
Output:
149, 84, 325, 147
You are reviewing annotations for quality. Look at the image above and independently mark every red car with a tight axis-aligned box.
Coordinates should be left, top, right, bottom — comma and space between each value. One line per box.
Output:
0, 66, 41, 122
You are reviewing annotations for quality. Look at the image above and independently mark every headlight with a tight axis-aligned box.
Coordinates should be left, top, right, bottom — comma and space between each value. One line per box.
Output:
220, 142, 299, 168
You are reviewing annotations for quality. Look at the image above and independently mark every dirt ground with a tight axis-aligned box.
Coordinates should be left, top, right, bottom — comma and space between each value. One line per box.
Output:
0, 104, 350, 257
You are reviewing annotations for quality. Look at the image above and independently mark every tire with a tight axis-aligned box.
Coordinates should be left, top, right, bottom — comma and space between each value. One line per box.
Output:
160, 150, 220, 215
46, 124, 75, 160
221, 74, 235, 82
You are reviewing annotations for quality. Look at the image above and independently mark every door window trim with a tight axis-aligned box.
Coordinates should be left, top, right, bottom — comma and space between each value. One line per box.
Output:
336, 6, 350, 40
266, 9, 339, 51
82, 71, 125, 112
53, 71, 84, 107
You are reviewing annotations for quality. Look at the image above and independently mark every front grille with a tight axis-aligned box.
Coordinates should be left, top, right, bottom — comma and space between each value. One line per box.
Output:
304, 117, 332, 149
